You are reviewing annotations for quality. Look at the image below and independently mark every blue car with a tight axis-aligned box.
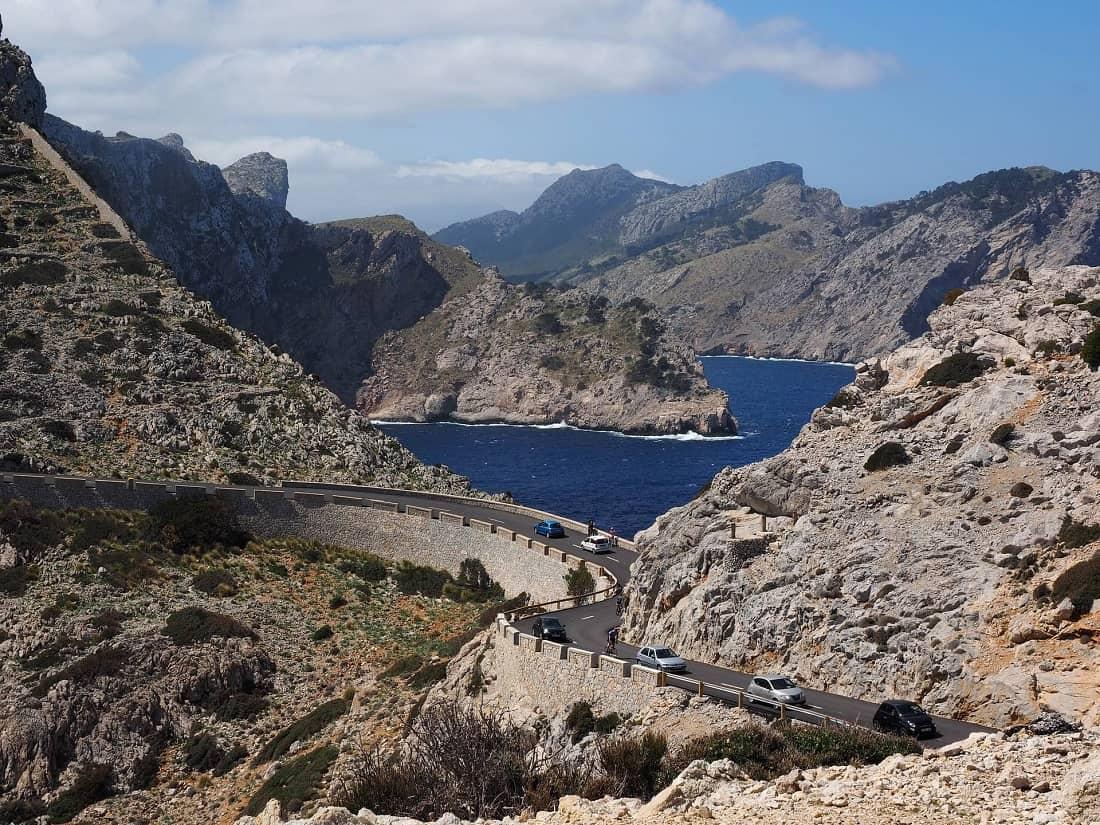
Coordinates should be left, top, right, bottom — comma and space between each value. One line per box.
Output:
534, 520, 566, 538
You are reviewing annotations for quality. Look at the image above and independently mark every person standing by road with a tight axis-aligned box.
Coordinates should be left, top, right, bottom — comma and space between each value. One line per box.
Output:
587, 518, 596, 536
609, 527, 618, 547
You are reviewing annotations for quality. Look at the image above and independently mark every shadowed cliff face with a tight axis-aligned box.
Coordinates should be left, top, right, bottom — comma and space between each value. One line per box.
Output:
41, 117, 483, 401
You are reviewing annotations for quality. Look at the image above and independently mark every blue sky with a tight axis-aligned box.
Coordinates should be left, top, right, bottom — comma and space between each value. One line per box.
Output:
6, 1, 1098, 229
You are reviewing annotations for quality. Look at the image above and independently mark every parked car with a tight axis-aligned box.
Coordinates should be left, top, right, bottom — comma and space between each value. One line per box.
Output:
581, 535, 611, 554
635, 645, 688, 673
534, 520, 566, 538
746, 674, 806, 706
531, 616, 568, 642
873, 700, 939, 738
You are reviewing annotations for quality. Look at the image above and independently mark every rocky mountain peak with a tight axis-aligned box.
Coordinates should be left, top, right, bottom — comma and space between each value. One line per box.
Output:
0, 18, 46, 127
526, 163, 677, 221
222, 151, 290, 209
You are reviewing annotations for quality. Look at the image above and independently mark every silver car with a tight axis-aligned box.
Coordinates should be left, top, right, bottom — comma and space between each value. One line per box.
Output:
635, 645, 688, 673
747, 674, 806, 705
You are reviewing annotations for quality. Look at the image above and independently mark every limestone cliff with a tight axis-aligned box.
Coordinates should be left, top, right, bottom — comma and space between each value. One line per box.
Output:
438, 163, 1100, 363
622, 265, 1100, 728
358, 276, 736, 436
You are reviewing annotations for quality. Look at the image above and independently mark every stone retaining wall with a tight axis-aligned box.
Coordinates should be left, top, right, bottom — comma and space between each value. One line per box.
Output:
490, 617, 667, 718
0, 475, 583, 603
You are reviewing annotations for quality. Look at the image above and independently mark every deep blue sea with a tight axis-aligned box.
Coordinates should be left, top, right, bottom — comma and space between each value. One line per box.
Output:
377, 357, 854, 536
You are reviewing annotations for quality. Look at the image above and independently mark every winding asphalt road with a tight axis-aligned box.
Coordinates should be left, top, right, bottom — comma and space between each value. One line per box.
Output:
292, 483, 993, 746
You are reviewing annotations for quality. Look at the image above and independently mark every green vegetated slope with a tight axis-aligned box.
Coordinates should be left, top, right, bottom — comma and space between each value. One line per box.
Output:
0, 498, 515, 823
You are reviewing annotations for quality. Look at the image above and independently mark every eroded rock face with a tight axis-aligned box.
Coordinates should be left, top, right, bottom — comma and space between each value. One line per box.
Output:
623, 266, 1100, 728
222, 152, 289, 210
0, 18, 46, 126
358, 275, 737, 436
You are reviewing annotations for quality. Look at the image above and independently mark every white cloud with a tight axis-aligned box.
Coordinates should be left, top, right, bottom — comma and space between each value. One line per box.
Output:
34, 50, 142, 90
396, 159, 596, 183
633, 169, 674, 183
189, 136, 382, 171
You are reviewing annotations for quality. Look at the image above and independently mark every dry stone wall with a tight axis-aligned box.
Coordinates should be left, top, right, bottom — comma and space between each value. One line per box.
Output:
0, 474, 582, 603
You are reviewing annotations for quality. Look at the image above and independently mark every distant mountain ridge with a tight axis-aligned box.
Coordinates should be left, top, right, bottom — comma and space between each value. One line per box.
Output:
436, 162, 1100, 361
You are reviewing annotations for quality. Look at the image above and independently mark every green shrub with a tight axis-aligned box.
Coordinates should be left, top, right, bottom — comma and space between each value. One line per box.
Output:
214, 693, 269, 722
782, 724, 920, 766
45, 763, 112, 823
564, 565, 595, 599
226, 470, 261, 486
0, 499, 65, 558
596, 730, 667, 799
1082, 324, 1100, 371
0, 259, 67, 286
3, 328, 42, 350
0, 564, 38, 597
919, 352, 990, 387
1059, 518, 1100, 549
989, 423, 1015, 446
533, 312, 564, 335
1036, 339, 1061, 356
214, 744, 247, 776
825, 388, 860, 409
90, 608, 126, 639
864, 442, 910, 472
942, 288, 965, 305
1004, 357, 1016, 367
147, 496, 251, 554
191, 569, 239, 597
310, 624, 334, 642
393, 561, 452, 597
0, 798, 45, 822
162, 606, 256, 646
182, 318, 236, 351
254, 699, 350, 765
668, 726, 794, 781
380, 653, 424, 679
1080, 299, 1100, 317
35, 210, 58, 227
101, 242, 149, 276
337, 552, 388, 582
70, 510, 134, 552
407, 660, 449, 689
184, 730, 225, 772
101, 299, 140, 316
246, 745, 339, 816
328, 593, 348, 609
442, 558, 504, 603
1010, 265, 1030, 282
565, 702, 621, 742
538, 354, 566, 370
40, 419, 76, 441
90, 222, 121, 239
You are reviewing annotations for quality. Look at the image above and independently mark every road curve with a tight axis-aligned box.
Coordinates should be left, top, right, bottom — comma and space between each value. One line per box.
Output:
289, 481, 993, 746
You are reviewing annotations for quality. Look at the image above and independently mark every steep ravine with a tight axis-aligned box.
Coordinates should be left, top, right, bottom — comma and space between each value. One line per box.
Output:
622, 265, 1100, 729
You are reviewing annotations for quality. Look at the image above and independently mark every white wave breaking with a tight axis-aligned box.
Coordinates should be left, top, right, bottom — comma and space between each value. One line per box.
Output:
700, 354, 857, 368
371, 419, 745, 441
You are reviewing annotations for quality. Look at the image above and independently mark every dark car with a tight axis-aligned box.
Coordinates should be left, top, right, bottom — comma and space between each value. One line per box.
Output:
534, 520, 566, 539
873, 700, 939, 738
532, 616, 568, 642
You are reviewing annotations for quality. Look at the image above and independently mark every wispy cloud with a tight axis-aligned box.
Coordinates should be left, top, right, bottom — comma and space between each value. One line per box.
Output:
396, 159, 596, 183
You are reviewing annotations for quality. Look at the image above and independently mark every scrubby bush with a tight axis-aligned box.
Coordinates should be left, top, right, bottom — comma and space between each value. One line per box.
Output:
1082, 324, 1100, 370
254, 699, 350, 764
564, 565, 596, 600
90, 608, 126, 639
33, 645, 130, 698
1010, 265, 1031, 282
162, 606, 256, 646
40, 420, 76, 441
70, 510, 133, 552
191, 569, 239, 597
3, 328, 42, 350
246, 745, 339, 816
182, 318, 237, 351
90, 222, 121, 239
45, 763, 112, 823
538, 354, 566, 370
825, 388, 860, 409
864, 442, 910, 472
1080, 299, 1100, 317
1004, 357, 1016, 367
337, 552, 388, 582
443, 558, 504, 603
597, 731, 668, 799
1036, 339, 1061, 356
101, 299, 140, 317
0, 798, 45, 822
1053, 291, 1084, 306
565, 702, 623, 743
0, 499, 65, 559
101, 242, 149, 276
942, 287, 965, 305
328, 593, 348, 609
393, 561, 452, 597
226, 470, 261, 486
0, 564, 38, 597
533, 312, 564, 335
147, 496, 251, 554
0, 259, 67, 286
310, 624, 333, 642
919, 352, 990, 387
214, 692, 269, 722
184, 730, 225, 772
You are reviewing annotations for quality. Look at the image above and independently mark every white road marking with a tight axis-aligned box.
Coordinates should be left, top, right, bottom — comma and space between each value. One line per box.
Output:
579, 614, 595, 620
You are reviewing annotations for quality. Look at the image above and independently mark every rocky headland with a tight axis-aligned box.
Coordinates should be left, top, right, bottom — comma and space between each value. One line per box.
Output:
438, 163, 1100, 363
358, 276, 736, 435
621, 265, 1100, 729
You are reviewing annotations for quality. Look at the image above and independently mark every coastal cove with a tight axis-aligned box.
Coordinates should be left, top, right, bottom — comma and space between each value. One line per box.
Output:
377, 356, 855, 534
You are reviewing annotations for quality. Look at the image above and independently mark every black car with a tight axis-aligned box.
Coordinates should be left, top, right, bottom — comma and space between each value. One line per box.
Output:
873, 700, 939, 738
532, 616, 568, 642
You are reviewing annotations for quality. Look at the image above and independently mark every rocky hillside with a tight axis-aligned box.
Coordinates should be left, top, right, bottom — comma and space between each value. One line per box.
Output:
239, 724, 1100, 825
0, 499, 501, 823
622, 265, 1100, 729
434, 164, 682, 280
0, 113, 467, 491
41, 116, 485, 402
359, 276, 736, 435
438, 163, 1100, 362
